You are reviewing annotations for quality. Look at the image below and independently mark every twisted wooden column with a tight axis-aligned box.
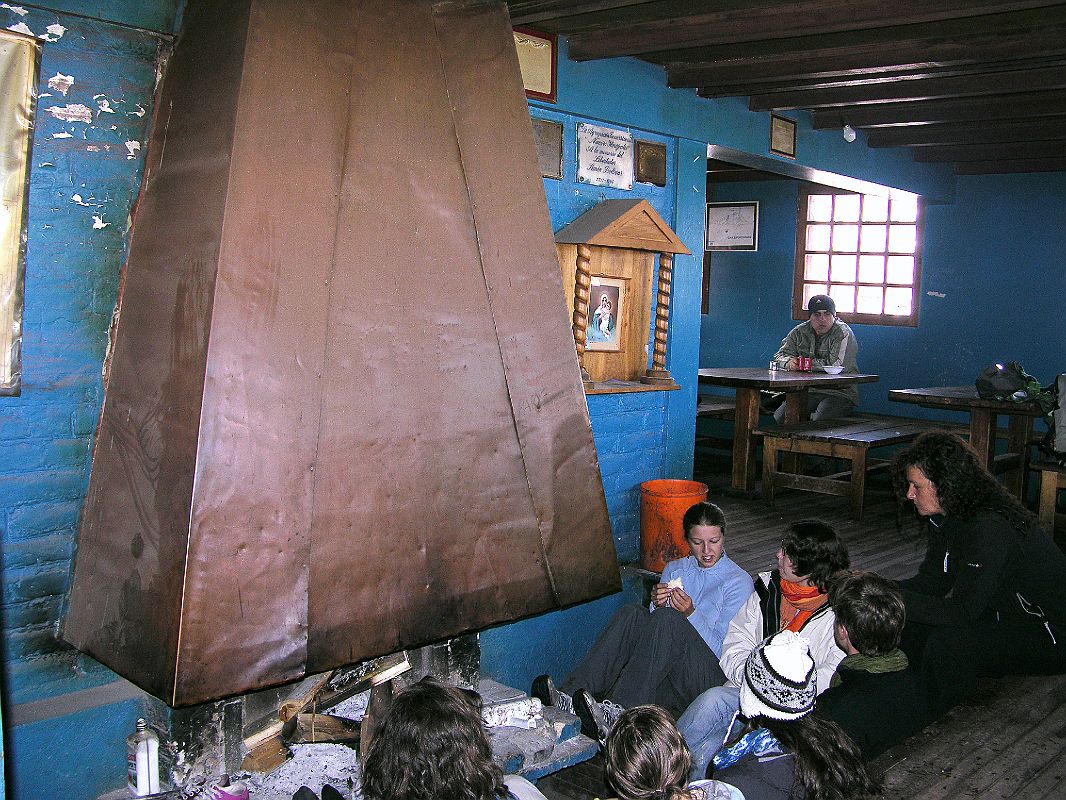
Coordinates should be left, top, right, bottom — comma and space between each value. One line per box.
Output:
642, 251, 675, 385
572, 243, 593, 382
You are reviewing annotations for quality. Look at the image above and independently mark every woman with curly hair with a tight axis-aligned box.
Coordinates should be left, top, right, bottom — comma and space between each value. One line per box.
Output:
605, 705, 743, 800
360, 678, 547, 800
893, 430, 1066, 713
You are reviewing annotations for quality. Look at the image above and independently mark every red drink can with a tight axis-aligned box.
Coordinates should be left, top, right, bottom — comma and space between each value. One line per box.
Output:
799, 357, 812, 371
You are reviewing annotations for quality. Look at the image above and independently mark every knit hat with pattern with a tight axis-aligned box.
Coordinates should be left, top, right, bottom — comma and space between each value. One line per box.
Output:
739, 630, 816, 721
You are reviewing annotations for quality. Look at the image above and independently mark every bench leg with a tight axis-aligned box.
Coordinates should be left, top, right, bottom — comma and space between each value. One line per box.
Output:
849, 447, 867, 520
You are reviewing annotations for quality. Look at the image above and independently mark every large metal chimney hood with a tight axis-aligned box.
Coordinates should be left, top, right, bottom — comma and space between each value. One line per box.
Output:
63, 0, 619, 707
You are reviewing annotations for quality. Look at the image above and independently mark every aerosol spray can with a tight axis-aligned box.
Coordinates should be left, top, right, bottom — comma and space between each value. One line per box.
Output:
127, 718, 160, 796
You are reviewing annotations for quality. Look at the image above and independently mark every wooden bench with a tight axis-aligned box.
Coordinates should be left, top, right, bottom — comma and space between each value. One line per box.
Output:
695, 394, 737, 452
755, 415, 949, 520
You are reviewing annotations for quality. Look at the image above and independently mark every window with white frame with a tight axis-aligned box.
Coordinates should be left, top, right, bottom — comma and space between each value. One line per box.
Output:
794, 188, 922, 327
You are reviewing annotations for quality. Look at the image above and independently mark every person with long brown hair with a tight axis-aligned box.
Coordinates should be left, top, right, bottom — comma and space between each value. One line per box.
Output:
892, 430, 1066, 713
709, 631, 880, 800
360, 678, 547, 800
605, 705, 743, 800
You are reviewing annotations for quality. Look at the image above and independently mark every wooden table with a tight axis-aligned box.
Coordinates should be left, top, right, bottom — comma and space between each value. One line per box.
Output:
698, 367, 880, 491
888, 385, 1045, 496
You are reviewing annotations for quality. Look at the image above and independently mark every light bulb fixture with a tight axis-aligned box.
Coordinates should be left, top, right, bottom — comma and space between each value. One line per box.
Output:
842, 124, 857, 143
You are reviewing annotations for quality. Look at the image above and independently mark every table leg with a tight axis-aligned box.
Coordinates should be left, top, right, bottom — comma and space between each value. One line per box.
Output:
781, 390, 809, 474
782, 389, 809, 425
969, 408, 995, 468
1005, 414, 1034, 498
732, 388, 761, 491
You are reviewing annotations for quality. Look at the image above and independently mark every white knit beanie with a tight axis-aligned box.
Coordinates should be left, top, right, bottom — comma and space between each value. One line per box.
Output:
739, 630, 817, 721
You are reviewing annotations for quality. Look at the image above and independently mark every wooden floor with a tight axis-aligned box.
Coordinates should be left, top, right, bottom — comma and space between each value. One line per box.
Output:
537, 452, 1066, 800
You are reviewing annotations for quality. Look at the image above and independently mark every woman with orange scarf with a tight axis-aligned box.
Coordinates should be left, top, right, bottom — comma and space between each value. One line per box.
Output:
677, 520, 850, 780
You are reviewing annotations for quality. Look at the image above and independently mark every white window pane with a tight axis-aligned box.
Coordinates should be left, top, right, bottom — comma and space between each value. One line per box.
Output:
856, 285, 885, 314
890, 195, 918, 223
859, 224, 887, 252
804, 253, 830, 281
862, 196, 889, 222
858, 255, 885, 283
885, 286, 913, 315
806, 224, 831, 251
886, 255, 915, 284
888, 224, 917, 253
808, 195, 833, 222
832, 224, 859, 252
834, 194, 860, 222
830, 254, 857, 282
803, 283, 828, 308
829, 286, 855, 313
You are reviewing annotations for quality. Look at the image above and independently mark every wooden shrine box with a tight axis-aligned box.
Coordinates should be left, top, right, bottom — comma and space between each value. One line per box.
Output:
555, 199, 690, 392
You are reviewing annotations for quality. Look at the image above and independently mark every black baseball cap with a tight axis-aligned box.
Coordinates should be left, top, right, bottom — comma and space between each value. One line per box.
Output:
807, 295, 836, 315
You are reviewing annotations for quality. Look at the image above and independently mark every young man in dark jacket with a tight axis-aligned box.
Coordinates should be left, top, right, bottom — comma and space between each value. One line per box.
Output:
817, 570, 933, 759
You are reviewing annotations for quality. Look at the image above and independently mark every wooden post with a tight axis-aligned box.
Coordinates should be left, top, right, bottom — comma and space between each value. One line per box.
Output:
572, 244, 593, 385
642, 252, 675, 385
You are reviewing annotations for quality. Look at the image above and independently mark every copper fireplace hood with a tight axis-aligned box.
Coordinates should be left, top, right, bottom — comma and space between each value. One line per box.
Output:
63, 0, 619, 707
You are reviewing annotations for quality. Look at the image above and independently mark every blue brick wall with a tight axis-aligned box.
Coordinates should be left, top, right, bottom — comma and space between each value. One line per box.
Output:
0, 3, 178, 797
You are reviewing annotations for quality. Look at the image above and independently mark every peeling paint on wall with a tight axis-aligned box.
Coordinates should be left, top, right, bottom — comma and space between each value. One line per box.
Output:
125, 140, 140, 159
91, 215, 109, 229
0, 5, 28, 16
47, 103, 92, 123
5, 17, 65, 39
47, 72, 74, 94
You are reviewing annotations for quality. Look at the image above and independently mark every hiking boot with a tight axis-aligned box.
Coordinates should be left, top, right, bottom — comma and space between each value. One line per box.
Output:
531, 674, 574, 715
574, 689, 626, 742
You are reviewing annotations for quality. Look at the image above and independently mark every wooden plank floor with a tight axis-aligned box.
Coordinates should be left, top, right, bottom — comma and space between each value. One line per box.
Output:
536, 453, 1066, 800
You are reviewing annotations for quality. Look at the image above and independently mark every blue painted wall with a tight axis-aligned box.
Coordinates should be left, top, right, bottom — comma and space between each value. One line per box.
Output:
0, 2, 178, 797
3, 9, 1061, 797
700, 173, 1066, 425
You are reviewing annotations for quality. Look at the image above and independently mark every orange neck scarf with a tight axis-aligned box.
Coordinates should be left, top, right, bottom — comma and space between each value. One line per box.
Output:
779, 578, 828, 633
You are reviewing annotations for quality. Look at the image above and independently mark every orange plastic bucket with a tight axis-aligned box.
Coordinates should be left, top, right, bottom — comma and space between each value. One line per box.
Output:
639, 479, 709, 573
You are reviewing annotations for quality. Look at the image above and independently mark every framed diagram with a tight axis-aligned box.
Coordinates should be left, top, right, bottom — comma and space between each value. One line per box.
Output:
706, 202, 759, 251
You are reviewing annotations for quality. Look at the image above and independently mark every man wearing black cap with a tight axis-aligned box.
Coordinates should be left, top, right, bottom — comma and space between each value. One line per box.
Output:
770, 294, 859, 423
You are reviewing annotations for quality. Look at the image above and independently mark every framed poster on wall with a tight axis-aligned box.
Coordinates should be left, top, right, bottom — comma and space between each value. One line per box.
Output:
706, 201, 758, 251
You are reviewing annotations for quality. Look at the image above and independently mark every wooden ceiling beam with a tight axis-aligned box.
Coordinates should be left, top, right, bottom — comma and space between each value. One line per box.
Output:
563, 1, 1065, 60
695, 57, 1066, 97
747, 65, 1066, 111
507, 0, 658, 28
812, 90, 1066, 128
954, 157, 1066, 174
865, 119, 1066, 147
913, 140, 1066, 162
669, 32, 1066, 88
644, 6, 1066, 66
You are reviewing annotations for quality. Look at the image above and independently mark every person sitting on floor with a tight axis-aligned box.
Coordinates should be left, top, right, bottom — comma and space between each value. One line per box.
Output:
360, 677, 548, 800
532, 501, 753, 741
709, 630, 880, 800
893, 430, 1066, 714
604, 705, 744, 800
677, 520, 850, 780
816, 570, 933, 760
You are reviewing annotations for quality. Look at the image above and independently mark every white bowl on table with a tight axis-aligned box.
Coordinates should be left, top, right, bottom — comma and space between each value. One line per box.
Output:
822, 365, 844, 374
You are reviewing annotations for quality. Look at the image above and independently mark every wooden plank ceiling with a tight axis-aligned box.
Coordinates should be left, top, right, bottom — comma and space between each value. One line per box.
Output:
508, 1, 1066, 175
